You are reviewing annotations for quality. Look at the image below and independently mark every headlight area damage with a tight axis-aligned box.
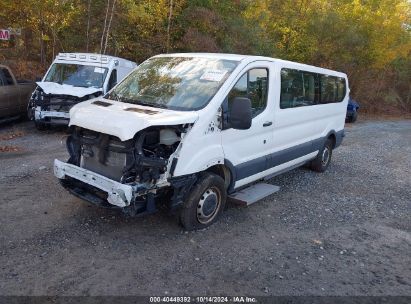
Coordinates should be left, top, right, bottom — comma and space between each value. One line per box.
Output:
28, 85, 102, 125
54, 124, 197, 216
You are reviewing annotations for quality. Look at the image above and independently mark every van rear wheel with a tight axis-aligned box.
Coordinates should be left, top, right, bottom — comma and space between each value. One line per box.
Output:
310, 138, 333, 172
180, 172, 226, 231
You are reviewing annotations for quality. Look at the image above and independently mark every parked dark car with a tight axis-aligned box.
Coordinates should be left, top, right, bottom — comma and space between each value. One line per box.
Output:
0, 65, 36, 123
346, 97, 360, 123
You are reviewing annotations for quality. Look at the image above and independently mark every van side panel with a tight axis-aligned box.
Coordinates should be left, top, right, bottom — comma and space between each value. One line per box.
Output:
273, 103, 346, 153
233, 62, 348, 188
273, 63, 347, 152
171, 58, 348, 188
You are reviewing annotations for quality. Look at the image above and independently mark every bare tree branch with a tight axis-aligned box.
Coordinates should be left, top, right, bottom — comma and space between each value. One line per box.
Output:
103, 0, 116, 55
100, 0, 110, 54
166, 0, 174, 53
86, 0, 91, 52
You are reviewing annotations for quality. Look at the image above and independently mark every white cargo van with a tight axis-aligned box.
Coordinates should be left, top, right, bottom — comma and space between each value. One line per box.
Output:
28, 53, 137, 129
54, 53, 348, 230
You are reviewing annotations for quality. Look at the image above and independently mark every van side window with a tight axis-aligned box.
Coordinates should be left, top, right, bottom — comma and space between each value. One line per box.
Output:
281, 68, 346, 108
336, 78, 346, 102
302, 72, 318, 105
228, 68, 268, 117
320, 75, 337, 104
280, 69, 299, 108
108, 69, 117, 91
0, 68, 14, 85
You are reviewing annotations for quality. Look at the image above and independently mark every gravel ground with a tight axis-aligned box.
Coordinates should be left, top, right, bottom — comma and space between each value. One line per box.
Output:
0, 119, 410, 296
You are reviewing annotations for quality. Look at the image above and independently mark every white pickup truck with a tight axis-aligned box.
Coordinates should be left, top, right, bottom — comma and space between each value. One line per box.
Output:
28, 53, 137, 129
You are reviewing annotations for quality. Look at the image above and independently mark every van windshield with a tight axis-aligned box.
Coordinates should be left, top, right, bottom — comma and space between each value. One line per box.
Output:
44, 63, 108, 88
106, 56, 239, 111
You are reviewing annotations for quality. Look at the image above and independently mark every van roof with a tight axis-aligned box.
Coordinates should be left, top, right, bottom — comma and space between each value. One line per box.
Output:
156, 53, 249, 61
155, 53, 347, 77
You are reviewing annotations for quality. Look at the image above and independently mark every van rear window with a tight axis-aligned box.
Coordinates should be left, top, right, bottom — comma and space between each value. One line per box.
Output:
280, 68, 346, 109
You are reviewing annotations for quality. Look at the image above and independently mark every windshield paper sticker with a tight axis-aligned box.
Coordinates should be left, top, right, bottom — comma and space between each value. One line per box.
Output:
94, 67, 105, 74
200, 69, 227, 82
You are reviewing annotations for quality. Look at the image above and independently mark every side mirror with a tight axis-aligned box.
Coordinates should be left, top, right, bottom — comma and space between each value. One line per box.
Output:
229, 97, 252, 130
35, 77, 42, 82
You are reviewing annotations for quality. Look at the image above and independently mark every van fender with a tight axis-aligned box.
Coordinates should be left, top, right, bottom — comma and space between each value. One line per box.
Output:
316, 130, 337, 150
172, 142, 225, 177
320, 129, 344, 149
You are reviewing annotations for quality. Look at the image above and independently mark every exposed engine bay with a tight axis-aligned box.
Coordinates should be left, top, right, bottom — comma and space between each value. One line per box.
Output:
66, 125, 185, 186
58, 124, 198, 215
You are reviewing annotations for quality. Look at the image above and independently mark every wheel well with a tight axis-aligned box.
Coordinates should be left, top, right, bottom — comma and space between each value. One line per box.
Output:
328, 133, 336, 148
206, 164, 232, 190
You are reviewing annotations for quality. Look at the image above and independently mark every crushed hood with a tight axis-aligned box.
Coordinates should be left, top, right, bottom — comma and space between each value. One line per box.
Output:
36, 81, 102, 98
69, 98, 199, 141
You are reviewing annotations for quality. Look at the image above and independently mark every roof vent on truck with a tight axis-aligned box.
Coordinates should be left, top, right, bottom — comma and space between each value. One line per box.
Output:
56, 53, 112, 63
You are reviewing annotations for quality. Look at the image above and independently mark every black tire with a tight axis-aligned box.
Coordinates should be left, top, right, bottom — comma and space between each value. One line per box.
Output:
27, 103, 35, 121
351, 111, 358, 123
346, 111, 358, 123
310, 138, 333, 172
180, 172, 227, 231
34, 120, 48, 131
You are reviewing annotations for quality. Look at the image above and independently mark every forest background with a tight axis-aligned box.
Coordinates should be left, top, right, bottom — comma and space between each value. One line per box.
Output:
1, 0, 410, 114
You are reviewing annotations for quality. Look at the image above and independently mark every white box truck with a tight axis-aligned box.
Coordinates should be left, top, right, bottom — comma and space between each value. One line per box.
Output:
53, 53, 349, 230
28, 53, 137, 129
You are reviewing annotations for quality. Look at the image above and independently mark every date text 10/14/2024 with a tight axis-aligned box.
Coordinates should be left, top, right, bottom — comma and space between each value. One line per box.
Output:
149, 296, 257, 303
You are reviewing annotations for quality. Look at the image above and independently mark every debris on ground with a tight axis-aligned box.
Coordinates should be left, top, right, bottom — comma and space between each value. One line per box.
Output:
0, 131, 25, 141
0, 146, 21, 153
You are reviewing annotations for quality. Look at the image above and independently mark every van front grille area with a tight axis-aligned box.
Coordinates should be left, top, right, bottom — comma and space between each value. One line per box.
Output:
76, 129, 133, 182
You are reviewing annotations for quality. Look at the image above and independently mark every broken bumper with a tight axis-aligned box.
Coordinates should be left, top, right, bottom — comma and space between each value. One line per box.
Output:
54, 159, 135, 208
35, 109, 70, 123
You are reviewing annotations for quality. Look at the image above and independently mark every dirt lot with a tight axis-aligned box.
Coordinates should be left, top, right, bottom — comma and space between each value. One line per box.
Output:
0, 120, 410, 296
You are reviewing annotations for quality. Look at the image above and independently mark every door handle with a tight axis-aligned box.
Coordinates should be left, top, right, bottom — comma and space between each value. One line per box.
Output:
263, 121, 272, 127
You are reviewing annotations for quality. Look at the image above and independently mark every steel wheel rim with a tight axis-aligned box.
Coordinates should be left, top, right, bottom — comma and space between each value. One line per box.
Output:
321, 146, 330, 166
197, 187, 221, 224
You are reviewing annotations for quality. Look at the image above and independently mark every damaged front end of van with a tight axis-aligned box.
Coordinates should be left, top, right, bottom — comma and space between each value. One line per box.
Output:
54, 99, 199, 216
54, 124, 199, 216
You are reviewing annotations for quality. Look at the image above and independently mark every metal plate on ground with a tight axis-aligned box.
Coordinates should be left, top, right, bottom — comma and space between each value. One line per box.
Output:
228, 183, 280, 206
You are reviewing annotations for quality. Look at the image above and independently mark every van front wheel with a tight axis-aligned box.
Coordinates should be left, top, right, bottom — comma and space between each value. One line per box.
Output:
180, 172, 227, 231
310, 138, 333, 172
